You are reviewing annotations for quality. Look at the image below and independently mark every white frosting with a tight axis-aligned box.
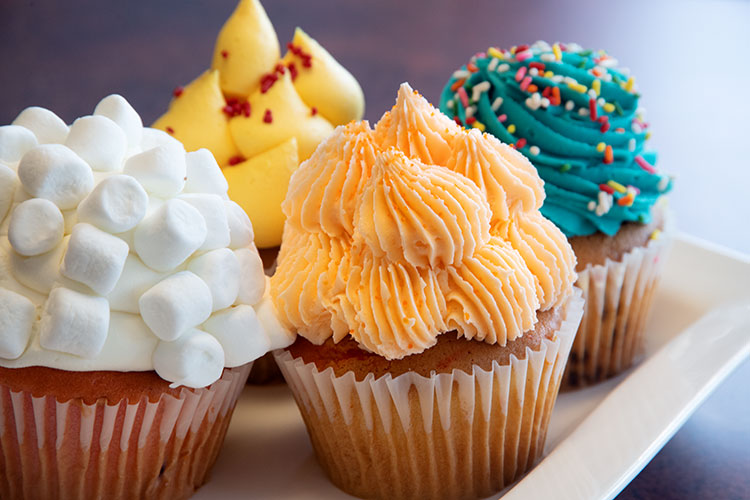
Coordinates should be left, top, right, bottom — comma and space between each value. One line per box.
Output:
0, 95, 293, 388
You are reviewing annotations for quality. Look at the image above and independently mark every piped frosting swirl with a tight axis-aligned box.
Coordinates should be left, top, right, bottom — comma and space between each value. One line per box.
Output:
271, 83, 577, 359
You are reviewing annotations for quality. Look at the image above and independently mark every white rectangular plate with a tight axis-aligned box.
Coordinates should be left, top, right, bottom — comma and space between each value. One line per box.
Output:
195, 233, 750, 499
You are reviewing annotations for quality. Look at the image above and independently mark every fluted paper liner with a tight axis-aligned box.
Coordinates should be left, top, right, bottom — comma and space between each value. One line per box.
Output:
0, 363, 251, 500
276, 291, 583, 500
563, 226, 673, 388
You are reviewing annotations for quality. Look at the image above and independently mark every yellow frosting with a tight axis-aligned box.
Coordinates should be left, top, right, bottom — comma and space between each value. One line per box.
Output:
153, 0, 365, 248
271, 83, 577, 359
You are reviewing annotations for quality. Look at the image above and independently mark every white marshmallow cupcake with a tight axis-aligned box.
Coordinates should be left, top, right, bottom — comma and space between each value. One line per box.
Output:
0, 95, 294, 500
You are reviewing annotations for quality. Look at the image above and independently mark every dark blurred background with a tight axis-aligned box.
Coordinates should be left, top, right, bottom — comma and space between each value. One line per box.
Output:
2, 1, 749, 498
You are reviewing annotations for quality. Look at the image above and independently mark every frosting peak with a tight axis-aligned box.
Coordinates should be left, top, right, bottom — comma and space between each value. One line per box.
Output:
271, 83, 577, 359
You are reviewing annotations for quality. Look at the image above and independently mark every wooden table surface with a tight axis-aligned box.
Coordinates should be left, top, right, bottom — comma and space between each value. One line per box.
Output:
1, 1, 749, 498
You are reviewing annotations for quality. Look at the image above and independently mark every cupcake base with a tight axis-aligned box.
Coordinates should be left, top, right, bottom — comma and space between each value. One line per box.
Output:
563, 206, 672, 388
275, 291, 583, 500
0, 363, 251, 500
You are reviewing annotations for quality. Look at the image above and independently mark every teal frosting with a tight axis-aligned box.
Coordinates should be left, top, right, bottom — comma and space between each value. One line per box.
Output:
439, 42, 672, 237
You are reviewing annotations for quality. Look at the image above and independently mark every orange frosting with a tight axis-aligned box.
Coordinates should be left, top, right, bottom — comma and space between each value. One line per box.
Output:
271, 83, 577, 359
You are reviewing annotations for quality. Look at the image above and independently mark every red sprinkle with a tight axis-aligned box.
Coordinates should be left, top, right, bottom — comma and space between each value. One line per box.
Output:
516, 137, 527, 149
600, 120, 611, 133
228, 155, 245, 166
466, 116, 477, 125
165, 126, 174, 135
529, 62, 546, 71
172, 86, 184, 98
516, 44, 529, 53
497, 114, 507, 122
242, 101, 251, 117
260, 73, 278, 93
635, 155, 657, 173
263, 109, 273, 123
604, 145, 614, 164
542, 86, 553, 98
287, 62, 298, 81
222, 98, 251, 118
221, 50, 229, 59
551, 86, 561, 106
274, 63, 286, 74
589, 98, 598, 121
453, 116, 463, 126
301, 56, 312, 68
467, 62, 479, 73
599, 183, 615, 194
311, 106, 318, 116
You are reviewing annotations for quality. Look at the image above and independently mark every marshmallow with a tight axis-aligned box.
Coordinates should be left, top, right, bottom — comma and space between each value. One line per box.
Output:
0, 163, 17, 222
106, 254, 165, 313
39, 287, 110, 358
77, 174, 148, 233
11, 236, 66, 293
152, 328, 225, 388
93, 95, 143, 151
139, 271, 212, 341
61, 223, 129, 295
235, 248, 265, 305
0, 288, 36, 359
187, 248, 240, 311
203, 305, 269, 367
8, 198, 64, 256
123, 144, 186, 197
65, 115, 127, 172
184, 149, 229, 196
225, 200, 254, 249
12, 107, 69, 144
17, 144, 94, 209
255, 294, 296, 350
178, 194, 230, 250
0, 125, 38, 162
140, 127, 184, 153
134, 199, 206, 272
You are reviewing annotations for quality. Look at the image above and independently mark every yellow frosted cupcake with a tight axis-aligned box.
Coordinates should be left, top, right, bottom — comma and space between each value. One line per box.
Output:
270, 83, 583, 499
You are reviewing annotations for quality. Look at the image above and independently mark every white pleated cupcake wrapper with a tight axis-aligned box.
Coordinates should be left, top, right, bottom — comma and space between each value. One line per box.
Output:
275, 290, 583, 500
0, 363, 251, 500
563, 227, 673, 388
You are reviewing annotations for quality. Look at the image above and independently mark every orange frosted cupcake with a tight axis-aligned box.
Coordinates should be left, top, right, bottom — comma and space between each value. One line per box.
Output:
270, 83, 583, 499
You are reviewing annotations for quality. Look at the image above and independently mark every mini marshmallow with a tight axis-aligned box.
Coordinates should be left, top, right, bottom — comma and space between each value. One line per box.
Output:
0, 163, 17, 222
17, 144, 94, 209
140, 127, 184, 152
234, 248, 265, 305
0, 288, 36, 359
139, 271, 212, 341
152, 328, 225, 388
255, 293, 296, 350
77, 174, 148, 233
184, 149, 229, 196
65, 115, 127, 172
93, 95, 143, 151
10, 236, 66, 294
203, 305, 269, 367
0, 125, 38, 162
134, 199, 206, 272
123, 144, 186, 197
107, 254, 165, 313
39, 287, 110, 358
225, 200, 254, 249
61, 223, 129, 295
187, 248, 240, 311
8, 198, 64, 256
178, 194, 230, 250
13, 107, 69, 144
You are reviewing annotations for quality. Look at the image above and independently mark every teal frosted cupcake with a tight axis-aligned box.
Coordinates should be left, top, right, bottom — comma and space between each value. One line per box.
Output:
440, 42, 673, 387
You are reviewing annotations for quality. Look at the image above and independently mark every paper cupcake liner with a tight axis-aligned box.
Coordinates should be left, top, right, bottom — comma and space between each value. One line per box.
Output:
0, 363, 251, 500
275, 291, 583, 500
563, 227, 673, 389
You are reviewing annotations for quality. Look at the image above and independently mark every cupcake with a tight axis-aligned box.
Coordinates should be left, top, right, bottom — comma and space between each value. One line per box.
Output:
270, 83, 583, 499
0, 96, 293, 499
439, 42, 673, 387
153, 0, 364, 384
